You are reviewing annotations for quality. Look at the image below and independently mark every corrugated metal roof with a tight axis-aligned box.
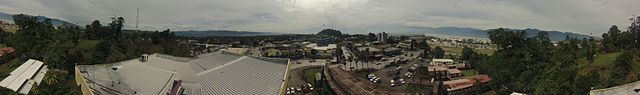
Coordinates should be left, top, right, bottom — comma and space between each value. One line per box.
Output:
0, 59, 48, 94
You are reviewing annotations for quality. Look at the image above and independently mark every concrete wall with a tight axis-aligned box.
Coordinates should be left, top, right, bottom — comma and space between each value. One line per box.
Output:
75, 66, 93, 95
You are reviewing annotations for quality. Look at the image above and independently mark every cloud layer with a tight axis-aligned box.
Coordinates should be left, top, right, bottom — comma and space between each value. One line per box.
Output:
0, 0, 638, 34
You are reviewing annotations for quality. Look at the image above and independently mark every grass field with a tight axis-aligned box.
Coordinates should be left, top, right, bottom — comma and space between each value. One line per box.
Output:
575, 51, 640, 84
461, 69, 479, 77
300, 67, 335, 95
302, 67, 322, 83
0, 44, 5, 48
576, 52, 623, 76
77, 40, 102, 49
1, 26, 19, 33
429, 43, 495, 55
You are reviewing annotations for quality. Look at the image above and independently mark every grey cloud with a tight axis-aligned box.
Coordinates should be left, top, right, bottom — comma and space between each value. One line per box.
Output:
0, 0, 638, 34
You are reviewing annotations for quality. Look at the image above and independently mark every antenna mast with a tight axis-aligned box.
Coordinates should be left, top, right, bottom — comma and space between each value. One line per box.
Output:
136, 8, 139, 32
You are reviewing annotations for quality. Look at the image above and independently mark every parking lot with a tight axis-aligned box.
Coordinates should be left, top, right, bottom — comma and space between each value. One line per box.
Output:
342, 50, 429, 91
341, 50, 422, 71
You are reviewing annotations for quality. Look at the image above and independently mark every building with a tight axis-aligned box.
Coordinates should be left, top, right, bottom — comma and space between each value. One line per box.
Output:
590, 80, 640, 95
75, 52, 290, 95
428, 66, 463, 79
377, 32, 388, 43
443, 75, 492, 95
0, 47, 16, 57
431, 59, 454, 66
383, 47, 402, 56
0, 59, 48, 94
304, 43, 337, 57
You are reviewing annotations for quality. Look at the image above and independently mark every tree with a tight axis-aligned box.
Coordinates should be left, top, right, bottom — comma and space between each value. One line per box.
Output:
110, 16, 125, 39
602, 25, 621, 51
461, 47, 474, 60
575, 70, 599, 95
368, 33, 376, 41
434, 46, 445, 58
627, 16, 640, 50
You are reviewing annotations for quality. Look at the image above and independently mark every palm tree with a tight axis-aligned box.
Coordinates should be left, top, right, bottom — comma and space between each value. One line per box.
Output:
31, 84, 39, 95
354, 59, 359, 71
44, 72, 59, 86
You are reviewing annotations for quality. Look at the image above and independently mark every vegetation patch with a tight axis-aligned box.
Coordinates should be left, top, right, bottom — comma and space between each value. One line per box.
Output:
404, 83, 433, 94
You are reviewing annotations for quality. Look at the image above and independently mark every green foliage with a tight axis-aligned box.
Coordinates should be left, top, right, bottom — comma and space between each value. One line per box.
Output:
433, 46, 445, 58
478, 19, 640, 94
317, 29, 342, 37
575, 70, 600, 95
461, 46, 474, 60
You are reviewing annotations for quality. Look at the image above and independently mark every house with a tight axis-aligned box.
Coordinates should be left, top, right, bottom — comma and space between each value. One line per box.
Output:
0, 47, 16, 57
443, 75, 492, 95
428, 66, 463, 79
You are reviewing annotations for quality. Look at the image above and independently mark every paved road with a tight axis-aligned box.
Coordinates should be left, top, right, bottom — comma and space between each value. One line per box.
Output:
289, 59, 327, 69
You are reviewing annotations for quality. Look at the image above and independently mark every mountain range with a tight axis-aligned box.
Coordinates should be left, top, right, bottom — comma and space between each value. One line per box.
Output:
0, 12, 79, 27
173, 30, 277, 37
400, 26, 598, 41
1, 12, 598, 40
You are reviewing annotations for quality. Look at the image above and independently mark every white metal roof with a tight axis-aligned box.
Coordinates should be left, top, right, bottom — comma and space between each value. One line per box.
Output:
77, 52, 288, 95
432, 59, 454, 62
0, 59, 47, 94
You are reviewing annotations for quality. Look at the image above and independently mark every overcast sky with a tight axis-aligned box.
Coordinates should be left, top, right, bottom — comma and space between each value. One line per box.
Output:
0, 0, 638, 35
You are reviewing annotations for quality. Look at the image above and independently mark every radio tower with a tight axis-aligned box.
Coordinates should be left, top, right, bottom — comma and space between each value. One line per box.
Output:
136, 8, 140, 32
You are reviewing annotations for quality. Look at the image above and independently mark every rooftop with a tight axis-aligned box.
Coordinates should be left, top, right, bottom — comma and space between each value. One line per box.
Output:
590, 80, 640, 95
306, 43, 337, 50
77, 52, 289, 95
0, 59, 48, 95
432, 59, 454, 62
443, 75, 491, 91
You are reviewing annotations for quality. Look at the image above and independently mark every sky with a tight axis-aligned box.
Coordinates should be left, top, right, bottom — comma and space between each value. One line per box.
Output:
0, 0, 638, 35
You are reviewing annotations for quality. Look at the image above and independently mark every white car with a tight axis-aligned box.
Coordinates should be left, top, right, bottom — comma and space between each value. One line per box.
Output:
399, 79, 406, 84
373, 78, 380, 83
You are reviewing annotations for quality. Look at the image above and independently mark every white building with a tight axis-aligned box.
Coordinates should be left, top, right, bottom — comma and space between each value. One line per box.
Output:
0, 59, 48, 94
431, 59, 454, 66
377, 32, 388, 42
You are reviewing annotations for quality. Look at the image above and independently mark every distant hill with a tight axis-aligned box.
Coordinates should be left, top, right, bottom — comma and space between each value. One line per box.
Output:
317, 29, 342, 36
0, 12, 79, 27
173, 30, 276, 37
403, 26, 598, 40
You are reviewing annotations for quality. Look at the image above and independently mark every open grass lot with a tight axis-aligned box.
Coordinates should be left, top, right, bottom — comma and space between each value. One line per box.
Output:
575, 51, 640, 84
77, 40, 102, 49
461, 69, 479, 77
1, 26, 19, 33
302, 67, 322, 83
429, 43, 495, 55
576, 52, 622, 77
404, 83, 432, 94
0, 44, 5, 48
301, 67, 335, 95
